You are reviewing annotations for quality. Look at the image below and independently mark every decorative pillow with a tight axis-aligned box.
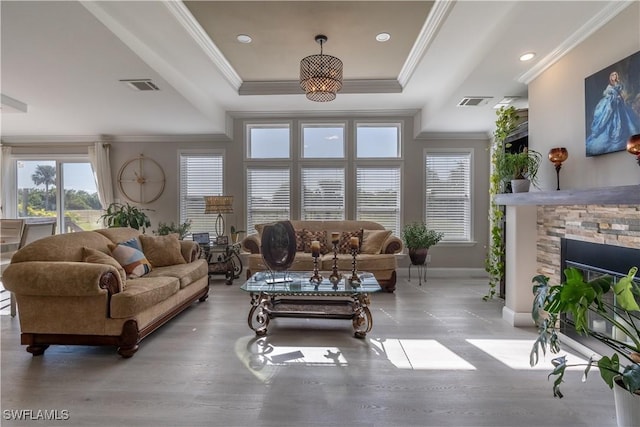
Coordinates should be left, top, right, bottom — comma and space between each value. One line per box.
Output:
361, 230, 392, 255
295, 228, 306, 252
337, 229, 364, 254
303, 230, 329, 254
109, 238, 152, 278
139, 233, 186, 267
82, 247, 127, 286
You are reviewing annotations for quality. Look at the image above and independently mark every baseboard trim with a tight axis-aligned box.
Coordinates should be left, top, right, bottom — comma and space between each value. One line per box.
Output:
398, 267, 488, 279
502, 306, 533, 327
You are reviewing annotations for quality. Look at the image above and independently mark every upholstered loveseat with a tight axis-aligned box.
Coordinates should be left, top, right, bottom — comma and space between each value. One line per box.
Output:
241, 220, 403, 292
2, 227, 208, 358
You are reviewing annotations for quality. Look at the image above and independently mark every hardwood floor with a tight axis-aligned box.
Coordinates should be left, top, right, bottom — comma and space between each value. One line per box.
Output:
1, 273, 616, 426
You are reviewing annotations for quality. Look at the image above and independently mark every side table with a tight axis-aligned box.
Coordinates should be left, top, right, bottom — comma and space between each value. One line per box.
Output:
201, 243, 243, 285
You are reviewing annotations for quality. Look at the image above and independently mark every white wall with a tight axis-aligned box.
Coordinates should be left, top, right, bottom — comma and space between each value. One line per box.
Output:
528, 2, 640, 190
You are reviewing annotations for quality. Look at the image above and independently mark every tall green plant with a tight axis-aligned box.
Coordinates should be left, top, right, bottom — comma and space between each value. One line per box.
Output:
484, 106, 520, 301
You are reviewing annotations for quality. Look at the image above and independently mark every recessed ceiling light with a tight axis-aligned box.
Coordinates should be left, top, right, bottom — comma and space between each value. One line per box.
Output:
237, 34, 252, 44
376, 32, 391, 42
519, 52, 536, 62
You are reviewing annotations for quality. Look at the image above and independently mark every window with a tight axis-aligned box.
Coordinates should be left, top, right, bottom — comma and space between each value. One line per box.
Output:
13, 157, 101, 233
301, 124, 345, 158
246, 168, 290, 233
356, 167, 401, 235
301, 168, 345, 220
356, 123, 401, 158
247, 124, 290, 159
425, 150, 472, 242
179, 152, 224, 236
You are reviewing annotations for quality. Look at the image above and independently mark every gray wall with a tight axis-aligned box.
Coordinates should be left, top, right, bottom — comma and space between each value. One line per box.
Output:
104, 115, 491, 269
528, 2, 640, 190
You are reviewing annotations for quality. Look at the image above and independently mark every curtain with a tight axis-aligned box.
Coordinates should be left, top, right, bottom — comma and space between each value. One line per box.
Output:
88, 142, 114, 209
0, 145, 13, 218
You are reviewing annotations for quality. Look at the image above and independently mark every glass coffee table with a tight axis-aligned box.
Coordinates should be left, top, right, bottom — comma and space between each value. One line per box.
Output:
240, 271, 381, 338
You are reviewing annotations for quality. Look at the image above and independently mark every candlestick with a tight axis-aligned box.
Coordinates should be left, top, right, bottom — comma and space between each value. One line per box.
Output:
310, 240, 320, 257
309, 252, 323, 284
627, 134, 640, 168
328, 240, 342, 286
548, 147, 568, 191
349, 236, 359, 249
331, 232, 340, 244
348, 247, 360, 287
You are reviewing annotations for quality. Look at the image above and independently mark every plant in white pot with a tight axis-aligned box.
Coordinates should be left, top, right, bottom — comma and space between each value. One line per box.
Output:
498, 147, 542, 193
530, 266, 640, 426
401, 222, 444, 265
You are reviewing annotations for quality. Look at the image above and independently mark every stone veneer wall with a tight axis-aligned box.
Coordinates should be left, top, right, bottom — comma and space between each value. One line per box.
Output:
537, 205, 640, 283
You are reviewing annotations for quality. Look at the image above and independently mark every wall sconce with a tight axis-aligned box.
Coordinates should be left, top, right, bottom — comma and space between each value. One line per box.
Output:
548, 147, 568, 191
627, 134, 640, 167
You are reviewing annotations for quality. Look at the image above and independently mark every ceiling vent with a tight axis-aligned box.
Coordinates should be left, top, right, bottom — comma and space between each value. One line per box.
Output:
457, 96, 492, 107
120, 79, 160, 91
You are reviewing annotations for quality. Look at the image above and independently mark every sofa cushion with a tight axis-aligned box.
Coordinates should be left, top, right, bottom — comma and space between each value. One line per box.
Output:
95, 227, 141, 244
361, 229, 392, 254
110, 276, 180, 318
146, 259, 208, 289
295, 228, 306, 251
290, 252, 316, 271
139, 233, 186, 267
303, 230, 329, 254
337, 229, 363, 254
109, 238, 152, 278
82, 247, 127, 287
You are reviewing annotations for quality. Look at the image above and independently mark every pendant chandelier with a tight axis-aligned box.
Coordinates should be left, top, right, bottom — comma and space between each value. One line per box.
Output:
299, 35, 343, 102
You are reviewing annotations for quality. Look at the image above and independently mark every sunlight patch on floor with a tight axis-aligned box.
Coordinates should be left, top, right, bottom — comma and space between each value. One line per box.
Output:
372, 339, 476, 370
467, 339, 594, 370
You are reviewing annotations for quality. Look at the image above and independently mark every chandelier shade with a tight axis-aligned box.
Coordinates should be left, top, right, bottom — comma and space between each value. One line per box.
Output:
300, 35, 343, 102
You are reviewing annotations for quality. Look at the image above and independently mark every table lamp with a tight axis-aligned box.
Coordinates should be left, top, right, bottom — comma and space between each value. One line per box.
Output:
204, 195, 234, 237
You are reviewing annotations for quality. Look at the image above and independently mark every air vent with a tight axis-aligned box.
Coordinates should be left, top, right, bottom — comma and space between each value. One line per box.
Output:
120, 79, 160, 91
457, 96, 492, 107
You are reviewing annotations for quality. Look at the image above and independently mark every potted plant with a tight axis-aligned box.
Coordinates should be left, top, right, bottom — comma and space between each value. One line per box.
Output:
154, 220, 192, 239
530, 266, 640, 426
401, 222, 444, 265
230, 225, 245, 244
497, 147, 542, 193
99, 202, 152, 233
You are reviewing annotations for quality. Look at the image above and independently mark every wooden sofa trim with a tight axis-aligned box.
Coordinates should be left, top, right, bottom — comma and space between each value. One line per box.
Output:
21, 285, 210, 358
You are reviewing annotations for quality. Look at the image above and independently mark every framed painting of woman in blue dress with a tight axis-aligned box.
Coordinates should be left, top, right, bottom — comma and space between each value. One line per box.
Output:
584, 50, 640, 156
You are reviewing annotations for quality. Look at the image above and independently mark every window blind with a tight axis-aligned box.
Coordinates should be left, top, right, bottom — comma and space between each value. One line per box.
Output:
425, 152, 471, 242
301, 168, 345, 220
179, 153, 223, 236
356, 167, 401, 234
246, 168, 290, 233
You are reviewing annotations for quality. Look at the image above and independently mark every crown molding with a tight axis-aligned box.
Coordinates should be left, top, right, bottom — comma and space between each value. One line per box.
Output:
164, 1, 243, 90
228, 109, 418, 119
1, 135, 99, 145
397, 0, 455, 87
1, 134, 231, 145
518, 1, 634, 84
239, 79, 402, 96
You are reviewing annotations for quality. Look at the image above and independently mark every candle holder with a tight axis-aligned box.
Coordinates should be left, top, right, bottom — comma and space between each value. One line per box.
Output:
548, 147, 568, 191
328, 241, 342, 286
309, 253, 323, 284
627, 134, 640, 168
348, 247, 361, 287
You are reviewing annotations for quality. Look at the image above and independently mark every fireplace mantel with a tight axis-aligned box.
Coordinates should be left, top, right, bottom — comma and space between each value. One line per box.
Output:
494, 184, 640, 206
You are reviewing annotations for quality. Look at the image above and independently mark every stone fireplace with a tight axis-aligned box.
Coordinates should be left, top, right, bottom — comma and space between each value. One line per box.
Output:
495, 185, 640, 326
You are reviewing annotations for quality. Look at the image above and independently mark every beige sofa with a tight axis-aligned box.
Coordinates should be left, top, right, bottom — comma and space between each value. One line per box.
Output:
242, 220, 403, 292
2, 227, 208, 358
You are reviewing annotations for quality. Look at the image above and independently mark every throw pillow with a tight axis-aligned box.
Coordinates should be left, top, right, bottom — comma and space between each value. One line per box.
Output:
337, 229, 364, 254
303, 230, 329, 254
82, 247, 127, 286
361, 229, 392, 254
295, 228, 306, 252
139, 233, 186, 267
109, 238, 152, 278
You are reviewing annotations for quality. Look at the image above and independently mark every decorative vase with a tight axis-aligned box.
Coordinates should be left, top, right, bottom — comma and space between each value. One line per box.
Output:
409, 248, 428, 265
510, 179, 531, 193
613, 376, 640, 427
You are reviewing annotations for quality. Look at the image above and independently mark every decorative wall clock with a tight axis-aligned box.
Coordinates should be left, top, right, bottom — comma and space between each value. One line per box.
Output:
117, 154, 166, 204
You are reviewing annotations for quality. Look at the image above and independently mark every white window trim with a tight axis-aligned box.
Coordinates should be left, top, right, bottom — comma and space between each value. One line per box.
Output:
177, 149, 225, 227
354, 121, 403, 159
245, 122, 292, 160
299, 121, 347, 160
423, 147, 475, 244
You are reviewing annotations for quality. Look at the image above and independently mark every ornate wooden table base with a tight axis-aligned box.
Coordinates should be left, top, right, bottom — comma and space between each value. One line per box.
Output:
241, 271, 381, 338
